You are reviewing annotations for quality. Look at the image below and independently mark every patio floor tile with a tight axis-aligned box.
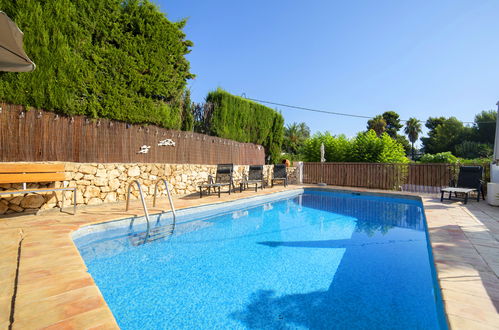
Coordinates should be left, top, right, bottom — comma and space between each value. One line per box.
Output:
0, 184, 498, 329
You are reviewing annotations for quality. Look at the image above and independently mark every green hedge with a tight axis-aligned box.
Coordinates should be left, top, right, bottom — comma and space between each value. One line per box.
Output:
206, 89, 284, 163
0, 0, 193, 129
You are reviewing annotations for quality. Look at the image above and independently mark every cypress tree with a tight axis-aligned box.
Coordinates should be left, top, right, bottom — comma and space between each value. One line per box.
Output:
205, 89, 284, 163
0, 0, 194, 129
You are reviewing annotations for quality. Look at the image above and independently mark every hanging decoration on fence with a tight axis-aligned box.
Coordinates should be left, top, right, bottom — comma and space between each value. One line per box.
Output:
138, 145, 151, 154
0, 104, 266, 164
158, 139, 175, 147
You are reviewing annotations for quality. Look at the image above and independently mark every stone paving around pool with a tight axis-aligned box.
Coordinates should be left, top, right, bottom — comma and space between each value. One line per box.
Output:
423, 198, 499, 329
0, 185, 498, 329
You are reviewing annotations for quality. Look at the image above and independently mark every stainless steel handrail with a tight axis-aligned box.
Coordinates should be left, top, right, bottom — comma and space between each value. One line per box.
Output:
153, 179, 176, 230
126, 180, 151, 242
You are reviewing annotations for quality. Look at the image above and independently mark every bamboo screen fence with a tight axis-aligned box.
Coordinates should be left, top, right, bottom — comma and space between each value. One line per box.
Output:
303, 162, 489, 193
0, 103, 265, 164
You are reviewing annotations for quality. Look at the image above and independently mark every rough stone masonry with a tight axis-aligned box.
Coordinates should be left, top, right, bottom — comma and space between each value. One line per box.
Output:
0, 162, 297, 215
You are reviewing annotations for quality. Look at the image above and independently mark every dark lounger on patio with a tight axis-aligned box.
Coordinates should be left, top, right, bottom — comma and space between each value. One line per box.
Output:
271, 164, 288, 187
240, 165, 265, 192
440, 166, 485, 204
199, 163, 236, 198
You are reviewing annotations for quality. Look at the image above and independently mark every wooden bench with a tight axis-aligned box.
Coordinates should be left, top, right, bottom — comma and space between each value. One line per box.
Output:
0, 163, 77, 214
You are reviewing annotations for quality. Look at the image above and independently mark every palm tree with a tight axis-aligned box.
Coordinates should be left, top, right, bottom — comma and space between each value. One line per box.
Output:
367, 115, 387, 137
283, 122, 310, 155
404, 117, 422, 160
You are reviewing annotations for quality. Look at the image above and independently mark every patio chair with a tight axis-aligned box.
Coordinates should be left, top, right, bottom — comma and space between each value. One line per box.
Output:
240, 165, 266, 192
440, 166, 485, 204
271, 164, 288, 187
199, 164, 236, 198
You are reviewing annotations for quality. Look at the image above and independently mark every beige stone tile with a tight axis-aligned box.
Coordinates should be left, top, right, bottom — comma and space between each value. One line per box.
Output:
41, 307, 119, 330
16, 276, 95, 309
441, 289, 498, 314
86, 321, 121, 330
445, 300, 499, 327
1, 185, 499, 329
0, 262, 17, 277
21, 245, 77, 259
0, 296, 11, 324
19, 263, 88, 282
447, 314, 499, 330
14, 286, 107, 328
435, 260, 484, 278
439, 274, 499, 302
0, 279, 14, 303
17, 270, 90, 287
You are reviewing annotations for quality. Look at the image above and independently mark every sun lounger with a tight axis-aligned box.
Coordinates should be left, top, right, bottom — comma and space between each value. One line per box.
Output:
240, 165, 265, 192
440, 166, 485, 204
271, 164, 288, 187
199, 164, 236, 198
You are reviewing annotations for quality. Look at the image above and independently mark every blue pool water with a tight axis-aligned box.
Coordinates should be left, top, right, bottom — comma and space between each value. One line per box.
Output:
74, 189, 447, 329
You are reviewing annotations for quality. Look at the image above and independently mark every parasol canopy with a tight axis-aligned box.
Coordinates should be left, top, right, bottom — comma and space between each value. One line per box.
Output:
493, 102, 499, 163
0, 11, 35, 72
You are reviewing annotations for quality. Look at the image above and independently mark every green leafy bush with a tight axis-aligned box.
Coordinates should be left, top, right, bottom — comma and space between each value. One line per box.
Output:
0, 0, 194, 129
351, 131, 409, 163
458, 158, 492, 165
301, 130, 408, 163
419, 152, 458, 163
455, 141, 492, 159
205, 89, 284, 163
301, 132, 350, 162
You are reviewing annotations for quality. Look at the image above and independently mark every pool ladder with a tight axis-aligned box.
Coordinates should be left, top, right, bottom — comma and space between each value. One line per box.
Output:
126, 179, 177, 245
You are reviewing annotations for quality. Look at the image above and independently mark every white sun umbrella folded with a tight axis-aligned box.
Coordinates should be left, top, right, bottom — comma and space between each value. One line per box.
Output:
494, 102, 499, 163
0, 11, 35, 72
489, 101, 499, 184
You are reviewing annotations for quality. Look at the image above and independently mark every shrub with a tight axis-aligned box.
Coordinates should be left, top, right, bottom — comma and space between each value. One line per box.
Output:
351, 130, 408, 163
420, 152, 458, 163
301, 130, 408, 163
0, 0, 194, 129
458, 158, 492, 165
350, 130, 384, 162
455, 141, 492, 159
301, 132, 352, 162
301, 133, 326, 162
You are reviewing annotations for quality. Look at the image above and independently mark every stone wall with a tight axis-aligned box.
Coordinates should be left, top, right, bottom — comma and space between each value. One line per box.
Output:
0, 162, 298, 215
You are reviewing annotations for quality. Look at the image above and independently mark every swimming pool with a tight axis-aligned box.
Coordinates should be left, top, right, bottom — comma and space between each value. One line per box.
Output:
73, 189, 447, 329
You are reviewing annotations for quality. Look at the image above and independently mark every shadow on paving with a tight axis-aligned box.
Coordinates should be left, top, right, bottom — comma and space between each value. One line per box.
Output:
462, 201, 499, 240
424, 196, 499, 313
428, 222, 499, 313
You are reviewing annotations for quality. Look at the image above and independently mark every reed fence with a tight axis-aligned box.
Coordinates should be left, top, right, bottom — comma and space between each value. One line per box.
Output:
303, 162, 489, 193
0, 103, 265, 164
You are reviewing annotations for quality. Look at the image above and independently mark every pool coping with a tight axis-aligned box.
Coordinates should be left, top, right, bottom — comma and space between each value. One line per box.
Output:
1, 184, 498, 329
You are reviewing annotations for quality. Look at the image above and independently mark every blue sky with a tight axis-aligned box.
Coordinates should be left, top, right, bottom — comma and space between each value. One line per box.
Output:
155, 0, 499, 138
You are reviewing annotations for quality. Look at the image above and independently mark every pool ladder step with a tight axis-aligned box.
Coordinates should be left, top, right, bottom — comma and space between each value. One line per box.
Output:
129, 224, 175, 246
126, 179, 176, 245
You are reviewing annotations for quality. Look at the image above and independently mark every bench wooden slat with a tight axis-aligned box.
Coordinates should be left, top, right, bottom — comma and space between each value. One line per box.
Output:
0, 187, 75, 195
0, 172, 66, 184
0, 163, 65, 173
